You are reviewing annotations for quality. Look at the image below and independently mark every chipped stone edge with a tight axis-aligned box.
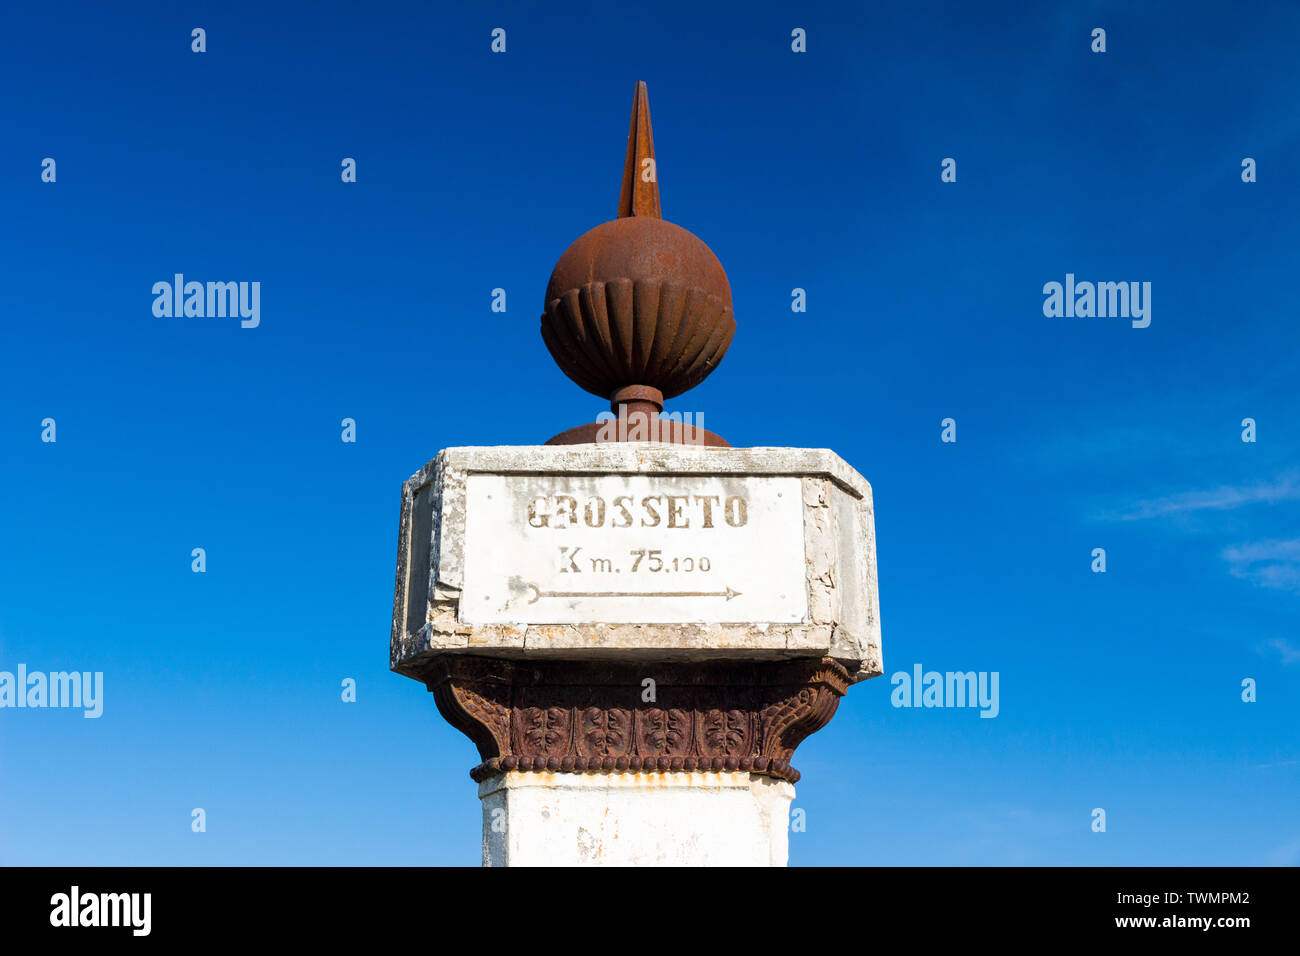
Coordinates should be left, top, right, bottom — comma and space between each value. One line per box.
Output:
390, 446, 882, 684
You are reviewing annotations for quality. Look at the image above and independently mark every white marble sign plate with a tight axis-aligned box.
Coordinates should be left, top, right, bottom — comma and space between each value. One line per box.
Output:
462, 473, 807, 625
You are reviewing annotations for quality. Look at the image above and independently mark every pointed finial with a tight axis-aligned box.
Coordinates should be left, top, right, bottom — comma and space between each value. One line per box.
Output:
618, 81, 661, 219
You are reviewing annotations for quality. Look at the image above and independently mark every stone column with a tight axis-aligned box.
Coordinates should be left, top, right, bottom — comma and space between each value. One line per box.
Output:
390, 445, 881, 867
480, 771, 795, 867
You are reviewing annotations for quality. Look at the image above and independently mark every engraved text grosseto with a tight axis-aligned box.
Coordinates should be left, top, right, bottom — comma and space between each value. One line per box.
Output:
526, 493, 748, 530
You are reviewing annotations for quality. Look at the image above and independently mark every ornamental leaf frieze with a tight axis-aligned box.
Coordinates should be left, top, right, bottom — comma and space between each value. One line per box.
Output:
419, 656, 849, 784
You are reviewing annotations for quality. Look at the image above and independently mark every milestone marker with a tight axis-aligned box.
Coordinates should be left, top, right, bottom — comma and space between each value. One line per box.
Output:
391, 83, 882, 867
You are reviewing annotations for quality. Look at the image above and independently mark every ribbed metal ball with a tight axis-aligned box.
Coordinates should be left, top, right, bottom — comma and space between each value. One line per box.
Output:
540, 217, 735, 401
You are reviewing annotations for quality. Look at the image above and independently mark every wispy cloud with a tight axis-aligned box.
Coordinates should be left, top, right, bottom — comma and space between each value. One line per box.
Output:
1105, 472, 1300, 522
1096, 473, 1300, 599
1225, 540, 1300, 563
1265, 835, 1300, 866
1257, 636, 1300, 664
1254, 759, 1298, 769
1225, 541, 1300, 596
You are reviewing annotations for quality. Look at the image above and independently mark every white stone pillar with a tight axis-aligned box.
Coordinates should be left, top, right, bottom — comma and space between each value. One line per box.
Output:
392, 445, 882, 867
479, 771, 795, 867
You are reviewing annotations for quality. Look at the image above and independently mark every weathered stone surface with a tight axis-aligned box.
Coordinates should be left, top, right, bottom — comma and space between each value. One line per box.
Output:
463, 472, 806, 624
391, 445, 882, 683
480, 770, 795, 867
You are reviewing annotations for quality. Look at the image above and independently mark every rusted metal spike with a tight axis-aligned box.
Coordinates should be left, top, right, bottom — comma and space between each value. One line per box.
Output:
617, 81, 661, 219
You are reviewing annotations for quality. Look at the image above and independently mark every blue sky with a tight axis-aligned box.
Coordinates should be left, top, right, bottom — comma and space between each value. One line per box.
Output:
1, 0, 1297, 865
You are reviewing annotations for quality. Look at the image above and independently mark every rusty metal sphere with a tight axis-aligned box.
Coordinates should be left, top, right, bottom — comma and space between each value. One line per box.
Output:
540, 216, 735, 402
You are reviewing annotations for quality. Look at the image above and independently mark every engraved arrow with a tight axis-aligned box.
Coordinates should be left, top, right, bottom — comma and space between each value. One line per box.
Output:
526, 584, 741, 604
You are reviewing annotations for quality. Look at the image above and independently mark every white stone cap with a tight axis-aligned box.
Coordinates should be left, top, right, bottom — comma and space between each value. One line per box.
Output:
391, 445, 882, 683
